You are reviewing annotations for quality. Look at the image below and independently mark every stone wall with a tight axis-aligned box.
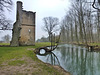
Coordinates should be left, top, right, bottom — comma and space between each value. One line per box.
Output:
19, 10, 35, 46
19, 25, 35, 45
10, 1, 36, 46
22, 10, 35, 25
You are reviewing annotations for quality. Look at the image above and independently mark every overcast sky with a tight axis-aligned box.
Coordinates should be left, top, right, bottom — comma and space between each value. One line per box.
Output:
0, 0, 71, 40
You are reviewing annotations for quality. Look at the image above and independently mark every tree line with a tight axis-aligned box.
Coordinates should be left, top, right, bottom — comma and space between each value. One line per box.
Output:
42, 0, 100, 44
60, 0, 100, 44
0, 0, 100, 45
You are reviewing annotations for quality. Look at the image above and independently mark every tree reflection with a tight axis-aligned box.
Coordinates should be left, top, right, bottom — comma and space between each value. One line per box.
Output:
37, 44, 100, 75
37, 51, 60, 66
56, 44, 100, 75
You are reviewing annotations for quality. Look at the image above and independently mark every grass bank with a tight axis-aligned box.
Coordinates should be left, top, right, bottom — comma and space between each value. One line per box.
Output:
72, 42, 100, 46
88, 42, 100, 46
72, 42, 100, 51
0, 42, 70, 75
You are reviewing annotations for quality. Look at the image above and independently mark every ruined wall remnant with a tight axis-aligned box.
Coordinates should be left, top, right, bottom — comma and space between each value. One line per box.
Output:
19, 10, 35, 46
10, 1, 36, 46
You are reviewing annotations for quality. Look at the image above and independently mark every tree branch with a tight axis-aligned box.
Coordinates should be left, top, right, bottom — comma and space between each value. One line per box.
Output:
92, 0, 100, 11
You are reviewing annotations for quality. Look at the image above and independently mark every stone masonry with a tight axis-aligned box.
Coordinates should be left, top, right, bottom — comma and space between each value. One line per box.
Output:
10, 1, 36, 46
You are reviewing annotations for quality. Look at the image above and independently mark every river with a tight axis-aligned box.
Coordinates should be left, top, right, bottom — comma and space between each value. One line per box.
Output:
37, 44, 100, 75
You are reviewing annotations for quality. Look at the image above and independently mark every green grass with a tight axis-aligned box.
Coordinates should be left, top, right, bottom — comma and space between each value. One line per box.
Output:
88, 43, 100, 46
8, 60, 25, 66
73, 42, 100, 47
0, 42, 65, 75
0, 43, 10, 45
0, 42, 50, 65
0, 47, 26, 66
35, 42, 51, 47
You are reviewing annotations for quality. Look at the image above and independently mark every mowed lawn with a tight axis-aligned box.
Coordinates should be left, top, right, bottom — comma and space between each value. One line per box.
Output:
0, 42, 69, 75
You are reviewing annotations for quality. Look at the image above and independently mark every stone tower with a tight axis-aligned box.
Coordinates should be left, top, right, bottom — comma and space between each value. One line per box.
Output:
10, 1, 36, 46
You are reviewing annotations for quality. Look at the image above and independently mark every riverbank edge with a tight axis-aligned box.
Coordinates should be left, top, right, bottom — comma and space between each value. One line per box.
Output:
60, 42, 100, 52
34, 45, 71, 75
0, 42, 71, 75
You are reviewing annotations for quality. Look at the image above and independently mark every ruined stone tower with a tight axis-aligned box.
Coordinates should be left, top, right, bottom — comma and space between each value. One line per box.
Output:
10, 1, 36, 46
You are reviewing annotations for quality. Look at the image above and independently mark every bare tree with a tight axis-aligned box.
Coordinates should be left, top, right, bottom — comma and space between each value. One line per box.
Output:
0, 0, 13, 29
60, 22, 66, 43
92, 0, 100, 10
2, 34, 11, 43
59, 0, 100, 44
43, 16, 59, 41
60, 0, 95, 44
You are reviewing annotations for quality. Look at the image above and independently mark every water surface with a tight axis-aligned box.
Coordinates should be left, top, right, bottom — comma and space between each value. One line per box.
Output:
37, 44, 100, 75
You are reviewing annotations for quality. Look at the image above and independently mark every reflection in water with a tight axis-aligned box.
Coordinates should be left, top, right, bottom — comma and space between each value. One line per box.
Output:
37, 52, 60, 66
37, 44, 100, 75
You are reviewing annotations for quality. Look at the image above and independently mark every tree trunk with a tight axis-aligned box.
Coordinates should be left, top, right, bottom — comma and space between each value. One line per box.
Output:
71, 22, 73, 43
75, 18, 79, 44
